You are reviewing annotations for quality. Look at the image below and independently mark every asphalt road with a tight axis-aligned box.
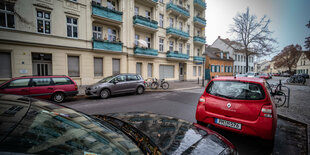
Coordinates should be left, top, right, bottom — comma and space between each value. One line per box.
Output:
62, 87, 307, 155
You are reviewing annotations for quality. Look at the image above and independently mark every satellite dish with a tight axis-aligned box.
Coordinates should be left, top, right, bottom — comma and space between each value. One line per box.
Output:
138, 40, 148, 48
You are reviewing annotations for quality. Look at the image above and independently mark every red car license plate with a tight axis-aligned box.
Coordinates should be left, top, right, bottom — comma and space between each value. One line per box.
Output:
215, 118, 242, 130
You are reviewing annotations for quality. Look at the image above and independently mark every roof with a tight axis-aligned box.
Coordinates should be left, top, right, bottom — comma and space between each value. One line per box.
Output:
205, 46, 234, 61
304, 51, 310, 60
217, 37, 256, 55
212, 76, 265, 84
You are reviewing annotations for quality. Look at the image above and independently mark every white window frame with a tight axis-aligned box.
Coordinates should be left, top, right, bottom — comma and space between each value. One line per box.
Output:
186, 44, 190, 55
92, 25, 102, 40
193, 66, 197, 76
108, 28, 116, 42
159, 14, 164, 27
67, 16, 78, 38
197, 49, 200, 56
135, 35, 139, 46
146, 37, 151, 48
169, 41, 174, 51
145, 10, 150, 19
159, 38, 164, 52
169, 17, 174, 27
107, 0, 116, 10
134, 7, 139, 16
0, 2, 15, 28
179, 43, 183, 53
179, 21, 183, 30
37, 10, 51, 34
187, 24, 190, 34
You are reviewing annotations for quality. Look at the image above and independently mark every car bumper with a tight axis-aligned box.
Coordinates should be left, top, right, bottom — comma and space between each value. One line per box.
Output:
65, 91, 79, 97
196, 104, 276, 140
85, 89, 99, 97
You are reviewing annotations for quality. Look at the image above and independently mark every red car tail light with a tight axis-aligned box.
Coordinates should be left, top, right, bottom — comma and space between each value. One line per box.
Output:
75, 85, 78, 91
260, 105, 273, 118
198, 96, 206, 105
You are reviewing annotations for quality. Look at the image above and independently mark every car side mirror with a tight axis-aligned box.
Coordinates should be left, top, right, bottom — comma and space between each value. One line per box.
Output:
113, 80, 119, 84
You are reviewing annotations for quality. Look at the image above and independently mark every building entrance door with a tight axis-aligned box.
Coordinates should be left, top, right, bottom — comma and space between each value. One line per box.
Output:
32, 53, 52, 76
179, 63, 186, 81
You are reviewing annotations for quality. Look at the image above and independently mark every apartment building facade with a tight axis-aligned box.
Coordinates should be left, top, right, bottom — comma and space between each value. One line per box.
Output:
0, 0, 206, 85
296, 51, 310, 74
211, 36, 254, 74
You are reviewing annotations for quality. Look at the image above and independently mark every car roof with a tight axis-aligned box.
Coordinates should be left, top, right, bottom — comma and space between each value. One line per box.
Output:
212, 76, 265, 84
11, 75, 69, 80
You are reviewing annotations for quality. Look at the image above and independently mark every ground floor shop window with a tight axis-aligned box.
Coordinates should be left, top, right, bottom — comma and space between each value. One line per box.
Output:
94, 57, 103, 77
193, 66, 197, 76
148, 63, 153, 77
136, 63, 142, 75
112, 59, 120, 75
159, 65, 174, 79
68, 56, 80, 77
0, 52, 11, 78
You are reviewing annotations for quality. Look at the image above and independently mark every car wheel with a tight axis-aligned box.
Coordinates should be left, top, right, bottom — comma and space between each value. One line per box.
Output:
100, 89, 110, 99
52, 92, 65, 103
136, 86, 144, 95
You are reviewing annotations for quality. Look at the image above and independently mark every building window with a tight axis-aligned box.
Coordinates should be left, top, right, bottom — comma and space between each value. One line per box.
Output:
193, 66, 197, 76
108, 28, 116, 41
135, 35, 139, 46
179, 22, 183, 30
169, 41, 174, 51
179, 43, 183, 53
187, 25, 190, 34
145, 10, 150, 19
197, 30, 200, 36
221, 65, 224, 72
0, 2, 14, 28
107, 0, 116, 10
0, 52, 11, 78
93, 25, 102, 40
220, 52, 223, 59
112, 59, 120, 75
68, 56, 80, 77
159, 38, 164, 52
94, 57, 103, 77
159, 14, 163, 27
238, 55, 240, 61
148, 63, 153, 77
146, 37, 151, 48
197, 49, 200, 56
187, 44, 190, 55
92, 0, 101, 6
37, 10, 50, 34
187, 4, 190, 10
227, 53, 229, 59
159, 0, 163, 3
235, 55, 237, 60
67, 17, 78, 38
169, 17, 174, 27
134, 7, 139, 16
198, 66, 201, 76
136, 63, 142, 75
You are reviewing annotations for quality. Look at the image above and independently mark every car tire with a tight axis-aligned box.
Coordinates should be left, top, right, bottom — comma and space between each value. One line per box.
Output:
100, 89, 110, 99
260, 139, 275, 150
52, 92, 65, 103
136, 86, 144, 95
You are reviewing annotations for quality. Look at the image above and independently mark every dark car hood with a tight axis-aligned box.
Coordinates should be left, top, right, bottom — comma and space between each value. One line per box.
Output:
96, 112, 235, 155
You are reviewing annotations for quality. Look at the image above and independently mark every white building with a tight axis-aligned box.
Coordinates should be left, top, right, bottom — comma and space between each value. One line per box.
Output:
211, 36, 255, 74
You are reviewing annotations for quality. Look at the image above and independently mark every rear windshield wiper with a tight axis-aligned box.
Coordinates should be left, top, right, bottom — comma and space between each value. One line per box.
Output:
213, 93, 233, 99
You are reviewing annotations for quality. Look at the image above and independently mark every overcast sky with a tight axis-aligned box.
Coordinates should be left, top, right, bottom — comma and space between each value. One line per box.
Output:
205, 0, 310, 60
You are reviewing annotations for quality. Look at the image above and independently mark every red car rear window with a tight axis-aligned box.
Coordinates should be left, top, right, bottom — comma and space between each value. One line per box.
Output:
206, 81, 265, 100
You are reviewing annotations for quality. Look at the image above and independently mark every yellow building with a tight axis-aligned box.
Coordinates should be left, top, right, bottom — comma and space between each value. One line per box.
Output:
0, 0, 206, 85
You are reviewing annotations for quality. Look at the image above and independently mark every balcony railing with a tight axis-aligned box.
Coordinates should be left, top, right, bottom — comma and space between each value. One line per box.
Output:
166, 27, 189, 39
93, 39, 123, 52
167, 51, 189, 59
194, 16, 206, 26
166, 3, 190, 17
193, 36, 206, 44
193, 56, 205, 62
134, 47, 158, 56
194, 0, 206, 9
92, 3, 123, 22
152, 0, 158, 2
133, 15, 158, 30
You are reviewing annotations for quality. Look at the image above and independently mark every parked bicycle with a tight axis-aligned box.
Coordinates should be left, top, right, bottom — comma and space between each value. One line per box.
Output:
286, 74, 306, 84
268, 80, 290, 108
144, 78, 154, 88
151, 78, 169, 90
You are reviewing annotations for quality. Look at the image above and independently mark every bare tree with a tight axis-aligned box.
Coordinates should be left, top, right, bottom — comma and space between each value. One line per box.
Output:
305, 21, 310, 50
273, 44, 302, 74
230, 7, 277, 72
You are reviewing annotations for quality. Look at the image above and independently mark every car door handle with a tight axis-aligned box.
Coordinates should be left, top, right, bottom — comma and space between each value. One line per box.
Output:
47, 87, 54, 90
21, 89, 28, 92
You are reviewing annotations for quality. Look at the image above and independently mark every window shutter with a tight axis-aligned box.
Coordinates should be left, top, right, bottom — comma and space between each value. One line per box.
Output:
68, 56, 79, 77
0, 52, 12, 78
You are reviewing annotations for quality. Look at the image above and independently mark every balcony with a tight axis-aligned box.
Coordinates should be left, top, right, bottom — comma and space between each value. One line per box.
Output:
135, 0, 158, 6
193, 56, 205, 62
193, 36, 206, 45
166, 51, 189, 60
93, 39, 123, 52
92, 3, 123, 25
166, 27, 189, 40
194, 0, 206, 10
133, 15, 158, 32
194, 16, 206, 27
166, 3, 190, 19
134, 47, 158, 57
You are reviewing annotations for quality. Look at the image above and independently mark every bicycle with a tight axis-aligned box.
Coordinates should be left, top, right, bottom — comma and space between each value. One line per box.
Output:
144, 78, 154, 88
286, 75, 305, 84
268, 80, 290, 108
151, 78, 169, 90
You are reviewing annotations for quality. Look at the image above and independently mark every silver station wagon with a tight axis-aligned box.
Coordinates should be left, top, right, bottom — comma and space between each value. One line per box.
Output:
85, 74, 145, 99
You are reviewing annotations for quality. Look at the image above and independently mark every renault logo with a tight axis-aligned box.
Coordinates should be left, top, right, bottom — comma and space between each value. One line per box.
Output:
227, 103, 231, 108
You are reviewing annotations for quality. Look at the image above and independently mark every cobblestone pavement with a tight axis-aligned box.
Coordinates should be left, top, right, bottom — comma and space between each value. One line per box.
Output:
268, 76, 310, 154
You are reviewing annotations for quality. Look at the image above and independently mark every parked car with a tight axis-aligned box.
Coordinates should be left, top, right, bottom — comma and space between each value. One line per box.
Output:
297, 73, 309, 79
259, 73, 270, 79
196, 77, 277, 144
0, 75, 78, 103
246, 72, 258, 78
235, 74, 247, 77
273, 73, 280, 76
281, 73, 290, 77
85, 74, 145, 99
0, 94, 237, 155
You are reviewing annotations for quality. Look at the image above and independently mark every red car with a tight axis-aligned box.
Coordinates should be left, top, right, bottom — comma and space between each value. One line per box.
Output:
196, 77, 277, 142
259, 73, 270, 79
0, 75, 78, 103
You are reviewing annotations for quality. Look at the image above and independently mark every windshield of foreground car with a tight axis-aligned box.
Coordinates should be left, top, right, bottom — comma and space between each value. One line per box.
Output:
98, 76, 114, 83
206, 81, 265, 100
0, 101, 143, 155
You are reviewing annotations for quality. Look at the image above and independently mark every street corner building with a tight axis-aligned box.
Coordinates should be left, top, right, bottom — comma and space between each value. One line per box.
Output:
204, 46, 234, 79
0, 0, 207, 85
